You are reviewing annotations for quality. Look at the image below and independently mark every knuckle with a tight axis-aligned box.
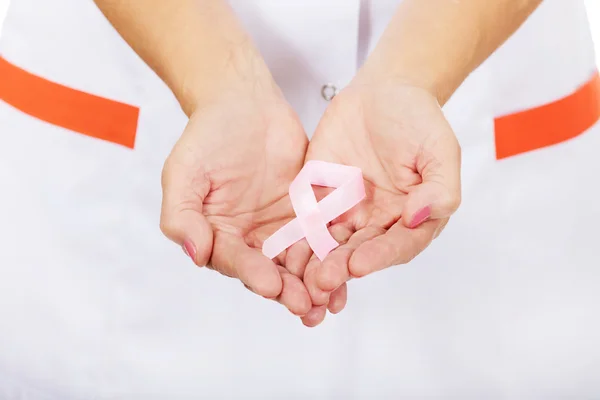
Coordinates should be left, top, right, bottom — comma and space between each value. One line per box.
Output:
434, 219, 450, 239
161, 156, 175, 189
441, 191, 462, 214
159, 213, 175, 238
319, 264, 341, 291
159, 209, 184, 243
453, 135, 462, 154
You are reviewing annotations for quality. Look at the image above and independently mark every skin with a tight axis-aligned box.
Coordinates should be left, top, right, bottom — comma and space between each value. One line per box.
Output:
94, 0, 544, 325
298, 0, 544, 326
161, 88, 312, 315
300, 81, 460, 325
94, 0, 347, 317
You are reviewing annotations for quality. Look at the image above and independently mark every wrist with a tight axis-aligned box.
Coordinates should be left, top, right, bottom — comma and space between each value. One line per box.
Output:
354, 37, 478, 106
353, 0, 483, 106
179, 38, 277, 116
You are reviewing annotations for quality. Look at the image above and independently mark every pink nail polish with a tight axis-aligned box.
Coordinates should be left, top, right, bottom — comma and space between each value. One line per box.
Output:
182, 240, 196, 262
409, 206, 431, 228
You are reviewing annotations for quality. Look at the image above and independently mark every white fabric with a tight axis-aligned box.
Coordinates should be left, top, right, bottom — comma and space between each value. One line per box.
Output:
0, 0, 599, 398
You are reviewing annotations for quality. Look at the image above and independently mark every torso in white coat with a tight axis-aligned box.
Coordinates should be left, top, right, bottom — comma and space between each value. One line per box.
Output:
0, 0, 599, 398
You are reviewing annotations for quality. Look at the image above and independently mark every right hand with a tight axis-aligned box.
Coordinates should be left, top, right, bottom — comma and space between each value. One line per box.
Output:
300, 81, 461, 327
159, 68, 315, 316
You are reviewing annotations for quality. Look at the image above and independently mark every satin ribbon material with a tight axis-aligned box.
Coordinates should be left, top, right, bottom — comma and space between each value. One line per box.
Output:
263, 160, 366, 261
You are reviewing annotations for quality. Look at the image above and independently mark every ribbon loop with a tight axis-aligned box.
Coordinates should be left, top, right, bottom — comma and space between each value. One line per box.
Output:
262, 160, 366, 261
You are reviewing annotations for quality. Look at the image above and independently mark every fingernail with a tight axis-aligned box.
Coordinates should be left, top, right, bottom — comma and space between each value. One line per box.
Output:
409, 206, 431, 228
182, 240, 196, 262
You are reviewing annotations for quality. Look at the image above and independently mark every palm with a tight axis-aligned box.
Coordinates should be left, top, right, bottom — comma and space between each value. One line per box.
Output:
301, 83, 461, 324
198, 99, 305, 249
161, 93, 312, 315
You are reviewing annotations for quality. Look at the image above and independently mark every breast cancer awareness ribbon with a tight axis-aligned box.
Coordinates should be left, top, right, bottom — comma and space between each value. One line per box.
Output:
262, 160, 366, 261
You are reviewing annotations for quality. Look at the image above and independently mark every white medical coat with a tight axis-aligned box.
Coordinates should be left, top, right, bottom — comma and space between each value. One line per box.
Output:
0, 0, 599, 398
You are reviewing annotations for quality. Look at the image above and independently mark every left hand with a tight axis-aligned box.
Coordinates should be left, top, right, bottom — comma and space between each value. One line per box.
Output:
299, 81, 462, 327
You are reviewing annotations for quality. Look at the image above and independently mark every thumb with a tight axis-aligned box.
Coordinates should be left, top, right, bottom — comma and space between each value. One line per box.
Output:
160, 150, 213, 267
402, 133, 462, 228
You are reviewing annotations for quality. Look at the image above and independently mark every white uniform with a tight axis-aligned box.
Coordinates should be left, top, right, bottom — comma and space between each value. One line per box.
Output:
1, 0, 599, 398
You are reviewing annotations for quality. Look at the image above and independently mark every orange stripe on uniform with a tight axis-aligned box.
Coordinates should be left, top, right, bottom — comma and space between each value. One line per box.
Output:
495, 71, 600, 160
0, 56, 139, 149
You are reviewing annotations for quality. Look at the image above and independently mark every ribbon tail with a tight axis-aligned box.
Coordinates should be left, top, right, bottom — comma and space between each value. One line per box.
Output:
262, 219, 304, 259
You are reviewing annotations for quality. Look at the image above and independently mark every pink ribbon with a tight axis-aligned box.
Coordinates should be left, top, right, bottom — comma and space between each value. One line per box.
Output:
262, 160, 366, 261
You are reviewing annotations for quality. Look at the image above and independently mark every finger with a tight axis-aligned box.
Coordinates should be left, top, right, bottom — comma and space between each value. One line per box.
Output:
317, 226, 382, 292
349, 219, 441, 277
327, 283, 347, 314
434, 217, 450, 239
285, 239, 312, 278
403, 128, 461, 228
303, 254, 331, 306
273, 249, 288, 269
303, 224, 353, 306
160, 148, 213, 267
301, 305, 327, 328
276, 265, 312, 316
212, 232, 283, 299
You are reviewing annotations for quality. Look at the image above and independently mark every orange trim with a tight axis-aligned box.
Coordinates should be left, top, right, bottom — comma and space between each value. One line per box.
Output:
495, 71, 600, 160
0, 56, 139, 149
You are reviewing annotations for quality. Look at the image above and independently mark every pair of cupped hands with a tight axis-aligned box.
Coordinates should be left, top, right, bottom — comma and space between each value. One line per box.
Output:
159, 54, 461, 327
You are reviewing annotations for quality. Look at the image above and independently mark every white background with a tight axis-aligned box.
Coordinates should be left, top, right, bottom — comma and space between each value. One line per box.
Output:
0, 0, 7, 31
0, 0, 598, 64
587, 0, 600, 65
